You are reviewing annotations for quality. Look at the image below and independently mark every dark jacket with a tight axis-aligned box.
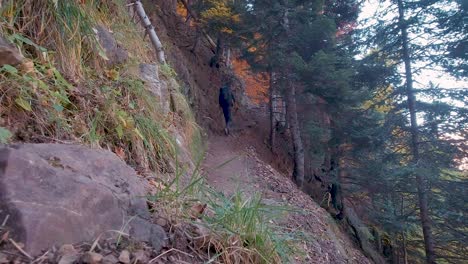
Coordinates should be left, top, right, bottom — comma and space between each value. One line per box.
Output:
219, 85, 234, 108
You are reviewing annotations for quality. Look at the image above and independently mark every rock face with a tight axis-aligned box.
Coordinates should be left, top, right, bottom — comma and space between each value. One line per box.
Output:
139, 64, 170, 114
0, 144, 166, 255
0, 36, 24, 67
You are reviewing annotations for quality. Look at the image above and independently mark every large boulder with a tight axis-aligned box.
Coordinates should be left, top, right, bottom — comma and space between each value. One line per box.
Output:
0, 144, 166, 256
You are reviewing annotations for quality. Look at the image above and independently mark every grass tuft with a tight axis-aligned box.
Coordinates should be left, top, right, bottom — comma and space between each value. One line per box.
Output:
148, 161, 300, 264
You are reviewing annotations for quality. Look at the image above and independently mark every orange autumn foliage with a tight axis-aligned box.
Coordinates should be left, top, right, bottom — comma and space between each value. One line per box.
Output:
176, 2, 188, 18
232, 58, 269, 105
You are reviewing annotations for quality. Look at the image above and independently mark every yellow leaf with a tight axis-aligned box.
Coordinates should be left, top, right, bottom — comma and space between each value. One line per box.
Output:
105, 69, 119, 80
15, 98, 32, 111
118, 115, 127, 127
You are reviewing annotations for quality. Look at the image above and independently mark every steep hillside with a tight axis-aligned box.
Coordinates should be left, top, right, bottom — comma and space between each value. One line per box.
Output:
0, 1, 375, 263
145, 1, 376, 263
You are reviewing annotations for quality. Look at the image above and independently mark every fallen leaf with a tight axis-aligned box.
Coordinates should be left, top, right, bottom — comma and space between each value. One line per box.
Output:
189, 203, 207, 219
114, 147, 125, 160
104, 69, 119, 80
149, 179, 165, 190
20, 60, 34, 74
1, 231, 9, 243
118, 250, 130, 264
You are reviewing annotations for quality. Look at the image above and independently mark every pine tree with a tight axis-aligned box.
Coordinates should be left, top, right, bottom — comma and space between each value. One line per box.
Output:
358, 1, 468, 262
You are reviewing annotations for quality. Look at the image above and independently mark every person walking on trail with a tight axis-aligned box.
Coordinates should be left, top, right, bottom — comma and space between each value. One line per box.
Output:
219, 80, 235, 135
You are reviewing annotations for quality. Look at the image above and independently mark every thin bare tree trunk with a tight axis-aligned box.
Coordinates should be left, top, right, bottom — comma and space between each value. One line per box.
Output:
269, 70, 277, 152
402, 232, 408, 264
226, 48, 231, 68
397, 0, 436, 263
133, 0, 166, 64
375, 229, 382, 253
392, 233, 399, 264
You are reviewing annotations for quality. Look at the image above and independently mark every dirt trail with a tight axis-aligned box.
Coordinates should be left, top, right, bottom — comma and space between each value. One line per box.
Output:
200, 106, 372, 264
202, 134, 257, 195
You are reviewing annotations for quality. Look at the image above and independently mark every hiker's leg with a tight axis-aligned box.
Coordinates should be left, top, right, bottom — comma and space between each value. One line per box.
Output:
221, 105, 231, 135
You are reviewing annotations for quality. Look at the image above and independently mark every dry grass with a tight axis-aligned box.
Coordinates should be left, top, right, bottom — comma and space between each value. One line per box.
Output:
0, 0, 186, 172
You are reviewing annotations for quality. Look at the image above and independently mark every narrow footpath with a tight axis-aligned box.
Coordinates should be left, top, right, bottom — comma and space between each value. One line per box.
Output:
200, 105, 371, 264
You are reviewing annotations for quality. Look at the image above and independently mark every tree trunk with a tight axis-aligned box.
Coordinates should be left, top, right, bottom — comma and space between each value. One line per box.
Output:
392, 233, 399, 264
402, 232, 408, 264
396, 0, 436, 263
286, 81, 305, 188
280, 1, 305, 188
133, 0, 166, 64
269, 71, 277, 152
226, 48, 231, 68
334, 147, 346, 215
210, 35, 224, 68
375, 230, 382, 253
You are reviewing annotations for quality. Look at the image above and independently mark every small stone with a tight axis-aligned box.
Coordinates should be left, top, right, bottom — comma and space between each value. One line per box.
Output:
118, 250, 130, 264
132, 250, 149, 263
58, 254, 79, 264
155, 217, 168, 227
0, 253, 9, 264
57, 244, 79, 264
81, 252, 103, 264
58, 244, 77, 256
102, 254, 119, 264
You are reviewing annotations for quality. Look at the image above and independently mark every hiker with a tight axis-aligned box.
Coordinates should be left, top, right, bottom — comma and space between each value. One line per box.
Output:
219, 80, 235, 135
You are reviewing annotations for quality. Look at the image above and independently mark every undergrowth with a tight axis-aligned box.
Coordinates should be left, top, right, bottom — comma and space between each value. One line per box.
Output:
0, 0, 198, 173
148, 162, 301, 264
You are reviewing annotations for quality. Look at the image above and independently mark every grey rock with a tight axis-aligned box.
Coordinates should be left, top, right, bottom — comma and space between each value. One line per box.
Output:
0, 36, 24, 67
129, 217, 167, 251
0, 144, 166, 256
139, 64, 170, 114
95, 25, 128, 66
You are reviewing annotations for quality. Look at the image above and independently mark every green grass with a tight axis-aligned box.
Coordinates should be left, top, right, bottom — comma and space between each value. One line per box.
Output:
201, 190, 299, 263
148, 160, 301, 264
159, 63, 178, 79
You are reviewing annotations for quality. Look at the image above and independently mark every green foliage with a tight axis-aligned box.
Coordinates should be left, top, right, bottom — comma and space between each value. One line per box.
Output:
159, 63, 178, 79
356, 1, 468, 261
